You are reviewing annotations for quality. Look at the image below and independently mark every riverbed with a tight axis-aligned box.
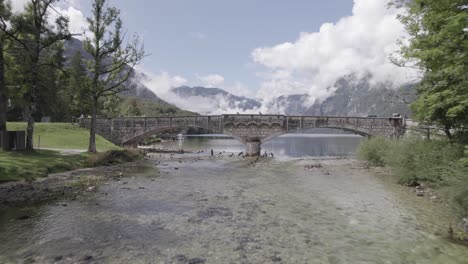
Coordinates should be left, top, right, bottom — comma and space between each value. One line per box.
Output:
0, 134, 467, 263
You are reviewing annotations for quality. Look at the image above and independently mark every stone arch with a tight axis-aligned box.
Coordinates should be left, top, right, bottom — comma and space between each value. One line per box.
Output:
122, 125, 216, 146
260, 125, 371, 144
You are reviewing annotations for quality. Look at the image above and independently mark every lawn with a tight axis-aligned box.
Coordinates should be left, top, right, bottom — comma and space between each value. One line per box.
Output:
0, 123, 127, 182
0, 150, 88, 182
6, 122, 121, 151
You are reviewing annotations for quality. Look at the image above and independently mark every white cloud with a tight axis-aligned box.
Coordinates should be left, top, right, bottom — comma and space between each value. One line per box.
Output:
11, 1, 89, 40
189, 32, 207, 40
136, 69, 260, 114
52, 6, 90, 39
138, 70, 187, 95
11, 0, 29, 12
224, 82, 254, 98
197, 74, 225, 87
252, 0, 419, 102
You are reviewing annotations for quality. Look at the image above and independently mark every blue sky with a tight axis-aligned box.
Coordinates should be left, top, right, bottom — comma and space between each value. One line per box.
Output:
110, 0, 353, 89
13, 0, 414, 113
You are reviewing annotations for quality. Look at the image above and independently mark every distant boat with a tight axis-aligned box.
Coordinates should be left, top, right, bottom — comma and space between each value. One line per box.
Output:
177, 134, 184, 140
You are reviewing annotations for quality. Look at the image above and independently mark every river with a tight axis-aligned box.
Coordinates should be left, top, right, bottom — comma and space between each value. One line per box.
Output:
0, 134, 467, 263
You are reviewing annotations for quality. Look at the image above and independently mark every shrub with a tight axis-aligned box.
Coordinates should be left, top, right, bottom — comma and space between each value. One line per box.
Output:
86, 149, 143, 167
385, 138, 465, 187
358, 137, 468, 216
357, 136, 392, 167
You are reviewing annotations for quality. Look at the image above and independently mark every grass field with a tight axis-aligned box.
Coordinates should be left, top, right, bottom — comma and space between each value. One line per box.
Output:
6, 122, 121, 151
0, 150, 88, 182
0, 123, 131, 182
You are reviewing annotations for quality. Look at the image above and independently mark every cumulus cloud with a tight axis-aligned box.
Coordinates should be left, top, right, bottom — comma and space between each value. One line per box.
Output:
11, 1, 89, 40
252, 0, 419, 102
51, 6, 90, 39
197, 74, 225, 87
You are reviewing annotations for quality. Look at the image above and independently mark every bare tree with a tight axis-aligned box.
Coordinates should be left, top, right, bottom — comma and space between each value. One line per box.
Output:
0, 0, 71, 149
84, 0, 145, 153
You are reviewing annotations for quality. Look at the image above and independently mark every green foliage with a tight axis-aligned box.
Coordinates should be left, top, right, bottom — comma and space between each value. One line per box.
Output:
461, 146, 468, 167
83, 0, 145, 152
6, 122, 120, 151
102, 95, 121, 117
359, 137, 468, 215
357, 136, 392, 167
395, 0, 468, 136
385, 138, 465, 186
64, 52, 91, 119
122, 98, 141, 116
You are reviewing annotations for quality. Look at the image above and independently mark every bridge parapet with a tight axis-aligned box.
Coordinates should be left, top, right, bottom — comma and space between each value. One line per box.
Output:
79, 114, 405, 155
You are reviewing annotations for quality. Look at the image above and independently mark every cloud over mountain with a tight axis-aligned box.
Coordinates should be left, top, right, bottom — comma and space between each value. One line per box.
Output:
252, 0, 419, 102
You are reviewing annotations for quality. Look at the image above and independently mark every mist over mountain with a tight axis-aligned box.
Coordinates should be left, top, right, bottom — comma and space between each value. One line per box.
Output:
164, 75, 414, 117
63, 38, 414, 117
171, 86, 261, 112
305, 76, 415, 117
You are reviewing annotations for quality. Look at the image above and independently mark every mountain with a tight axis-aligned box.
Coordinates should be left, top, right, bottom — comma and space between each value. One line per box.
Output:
264, 94, 311, 115
63, 38, 190, 115
305, 76, 415, 117
171, 86, 262, 112
168, 76, 414, 117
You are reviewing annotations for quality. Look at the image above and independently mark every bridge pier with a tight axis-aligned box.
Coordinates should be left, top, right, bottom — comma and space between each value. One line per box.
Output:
78, 115, 406, 149
245, 140, 261, 157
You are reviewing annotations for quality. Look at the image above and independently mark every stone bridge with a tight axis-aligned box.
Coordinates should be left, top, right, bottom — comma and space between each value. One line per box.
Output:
79, 114, 405, 156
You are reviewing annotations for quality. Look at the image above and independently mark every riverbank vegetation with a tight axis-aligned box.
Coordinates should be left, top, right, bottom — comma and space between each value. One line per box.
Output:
358, 137, 468, 240
376, 0, 468, 241
0, 149, 142, 183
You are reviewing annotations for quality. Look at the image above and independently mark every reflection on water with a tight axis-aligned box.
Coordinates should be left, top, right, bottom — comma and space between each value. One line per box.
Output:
1, 134, 468, 263
178, 133, 363, 158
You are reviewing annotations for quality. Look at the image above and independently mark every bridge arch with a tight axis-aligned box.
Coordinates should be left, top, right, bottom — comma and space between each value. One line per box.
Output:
122, 125, 218, 147
79, 114, 405, 156
259, 126, 370, 144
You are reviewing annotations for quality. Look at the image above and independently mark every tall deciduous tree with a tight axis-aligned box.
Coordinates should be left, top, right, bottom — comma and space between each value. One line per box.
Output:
0, 0, 71, 149
393, 0, 468, 138
84, 0, 145, 153
66, 51, 90, 118
0, 0, 11, 132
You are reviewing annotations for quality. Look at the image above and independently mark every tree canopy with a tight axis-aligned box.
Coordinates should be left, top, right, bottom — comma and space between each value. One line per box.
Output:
395, 0, 468, 137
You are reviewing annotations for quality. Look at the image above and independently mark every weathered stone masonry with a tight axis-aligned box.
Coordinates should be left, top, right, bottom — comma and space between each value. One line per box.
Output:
79, 114, 405, 156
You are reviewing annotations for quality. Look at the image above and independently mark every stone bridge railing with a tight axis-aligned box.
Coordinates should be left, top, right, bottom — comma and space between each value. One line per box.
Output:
79, 114, 405, 156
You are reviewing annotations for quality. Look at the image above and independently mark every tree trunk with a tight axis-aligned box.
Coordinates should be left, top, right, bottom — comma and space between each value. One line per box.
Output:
25, 62, 39, 150
88, 96, 97, 153
0, 40, 6, 132
444, 124, 452, 140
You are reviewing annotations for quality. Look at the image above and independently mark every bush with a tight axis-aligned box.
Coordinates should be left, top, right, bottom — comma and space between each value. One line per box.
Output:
357, 136, 392, 167
358, 137, 468, 215
386, 138, 465, 187
86, 149, 143, 167
461, 146, 468, 167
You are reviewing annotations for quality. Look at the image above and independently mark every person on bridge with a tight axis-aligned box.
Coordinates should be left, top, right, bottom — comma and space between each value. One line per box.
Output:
211, 149, 214, 157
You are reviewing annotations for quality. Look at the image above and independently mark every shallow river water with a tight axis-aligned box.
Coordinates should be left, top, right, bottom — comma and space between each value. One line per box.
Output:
1, 134, 467, 263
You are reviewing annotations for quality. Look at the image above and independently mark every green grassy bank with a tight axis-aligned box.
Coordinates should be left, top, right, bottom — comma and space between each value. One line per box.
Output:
6, 122, 120, 151
358, 137, 468, 239
0, 123, 142, 183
